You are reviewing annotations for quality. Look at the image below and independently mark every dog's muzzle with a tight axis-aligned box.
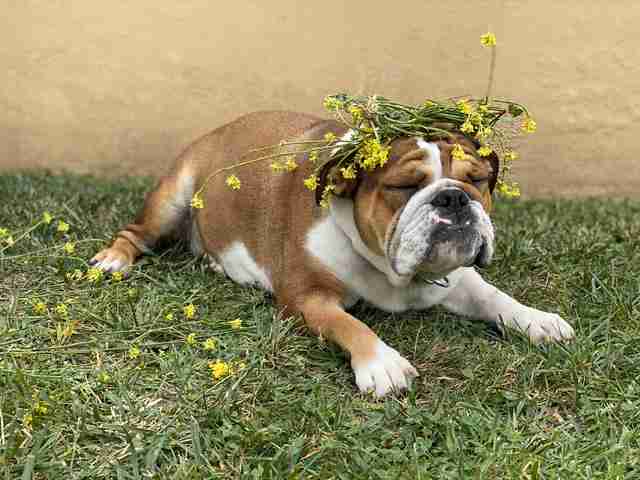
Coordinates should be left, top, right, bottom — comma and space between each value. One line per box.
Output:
387, 182, 495, 279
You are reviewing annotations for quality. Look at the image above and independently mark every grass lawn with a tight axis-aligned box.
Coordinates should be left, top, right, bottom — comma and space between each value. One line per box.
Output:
1, 172, 639, 479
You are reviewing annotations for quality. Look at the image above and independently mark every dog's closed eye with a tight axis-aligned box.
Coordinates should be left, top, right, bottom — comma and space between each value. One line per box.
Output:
384, 185, 419, 197
470, 176, 489, 184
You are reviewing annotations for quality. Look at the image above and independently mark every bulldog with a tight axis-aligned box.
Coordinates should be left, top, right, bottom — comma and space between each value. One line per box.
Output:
91, 111, 575, 397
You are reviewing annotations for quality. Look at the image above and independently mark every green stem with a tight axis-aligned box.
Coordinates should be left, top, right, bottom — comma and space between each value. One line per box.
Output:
0, 220, 46, 255
485, 46, 497, 100
248, 140, 327, 153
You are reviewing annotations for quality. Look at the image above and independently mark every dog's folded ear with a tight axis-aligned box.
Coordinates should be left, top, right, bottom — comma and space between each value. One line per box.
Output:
486, 150, 499, 194
315, 154, 360, 205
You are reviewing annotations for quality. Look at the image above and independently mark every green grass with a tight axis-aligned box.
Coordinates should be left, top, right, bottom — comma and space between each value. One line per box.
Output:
1, 172, 639, 479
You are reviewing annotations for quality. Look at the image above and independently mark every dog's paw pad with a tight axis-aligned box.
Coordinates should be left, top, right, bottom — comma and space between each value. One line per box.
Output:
90, 247, 132, 273
352, 340, 418, 398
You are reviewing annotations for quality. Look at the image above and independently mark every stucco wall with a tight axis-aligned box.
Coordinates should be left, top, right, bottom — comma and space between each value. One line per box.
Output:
2, 1, 639, 197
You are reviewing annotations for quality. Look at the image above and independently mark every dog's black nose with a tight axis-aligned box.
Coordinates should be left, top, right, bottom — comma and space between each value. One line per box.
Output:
431, 188, 470, 211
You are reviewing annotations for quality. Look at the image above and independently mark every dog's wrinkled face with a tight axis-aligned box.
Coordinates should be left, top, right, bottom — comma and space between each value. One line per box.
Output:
350, 135, 497, 283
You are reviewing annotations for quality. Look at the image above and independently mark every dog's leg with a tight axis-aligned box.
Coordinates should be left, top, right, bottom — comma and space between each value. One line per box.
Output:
298, 294, 418, 397
438, 268, 575, 343
90, 165, 195, 272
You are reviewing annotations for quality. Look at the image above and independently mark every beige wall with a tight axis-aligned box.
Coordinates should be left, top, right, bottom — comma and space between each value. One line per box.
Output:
2, 1, 639, 197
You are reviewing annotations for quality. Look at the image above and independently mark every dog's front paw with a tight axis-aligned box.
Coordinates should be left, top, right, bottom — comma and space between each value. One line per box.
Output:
352, 340, 418, 398
512, 309, 575, 344
89, 246, 134, 273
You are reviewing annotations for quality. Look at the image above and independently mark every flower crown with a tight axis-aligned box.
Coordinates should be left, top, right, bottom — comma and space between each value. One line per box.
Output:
190, 32, 535, 210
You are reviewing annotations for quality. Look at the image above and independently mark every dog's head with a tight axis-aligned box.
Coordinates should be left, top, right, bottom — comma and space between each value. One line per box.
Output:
323, 133, 498, 286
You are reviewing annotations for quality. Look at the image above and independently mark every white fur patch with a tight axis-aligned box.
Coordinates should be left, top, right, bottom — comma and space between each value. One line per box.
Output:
218, 242, 273, 292
177, 174, 196, 209
160, 174, 195, 237
92, 252, 129, 273
352, 339, 418, 397
415, 138, 442, 180
305, 205, 452, 311
441, 268, 575, 343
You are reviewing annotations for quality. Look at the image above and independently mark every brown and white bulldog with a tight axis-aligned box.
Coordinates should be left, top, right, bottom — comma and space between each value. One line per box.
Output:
91, 111, 575, 397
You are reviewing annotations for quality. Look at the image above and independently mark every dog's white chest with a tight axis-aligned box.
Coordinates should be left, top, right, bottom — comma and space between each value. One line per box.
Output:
305, 216, 451, 312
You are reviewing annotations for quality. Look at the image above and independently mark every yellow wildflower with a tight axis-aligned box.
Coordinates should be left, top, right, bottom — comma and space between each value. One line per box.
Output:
55, 303, 69, 318
42, 212, 53, 224
423, 100, 436, 108
320, 184, 336, 208
270, 161, 284, 172
456, 99, 473, 115
165, 312, 174, 321
97, 371, 111, 383
0, 228, 7, 238
57, 220, 70, 233
23, 413, 33, 429
190, 193, 204, 209
202, 337, 217, 351
521, 117, 537, 133
111, 271, 124, 282
183, 303, 197, 319
63, 242, 75, 255
5, 236, 14, 247
209, 360, 231, 380
451, 144, 466, 162
348, 105, 364, 121
61, 320, 78, 338
225, 175, 241, 190
33, 400, 48, 416
308, 150, 319, 164
469, 112, 483, 125
86, 267, 103, 283
480, 32, 497, 47
323, 96, 344, 112
229, 318, 242, 330
478, 145, 493, 157
357, 139, 390, 171
340, 164, 357, 180
476, 126, 493, 139
324, 132, 337, 143
66, 269, 84, 281
460, 121, 474, 134
497, 182, 521, 198
303, 174, 318, 191
478, 103, 490, 114
504, 151, 519, 162
128, 345, 141, 359
284, 157, 298, 172
186, 333, 197, 346
33, 301, 47, 315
